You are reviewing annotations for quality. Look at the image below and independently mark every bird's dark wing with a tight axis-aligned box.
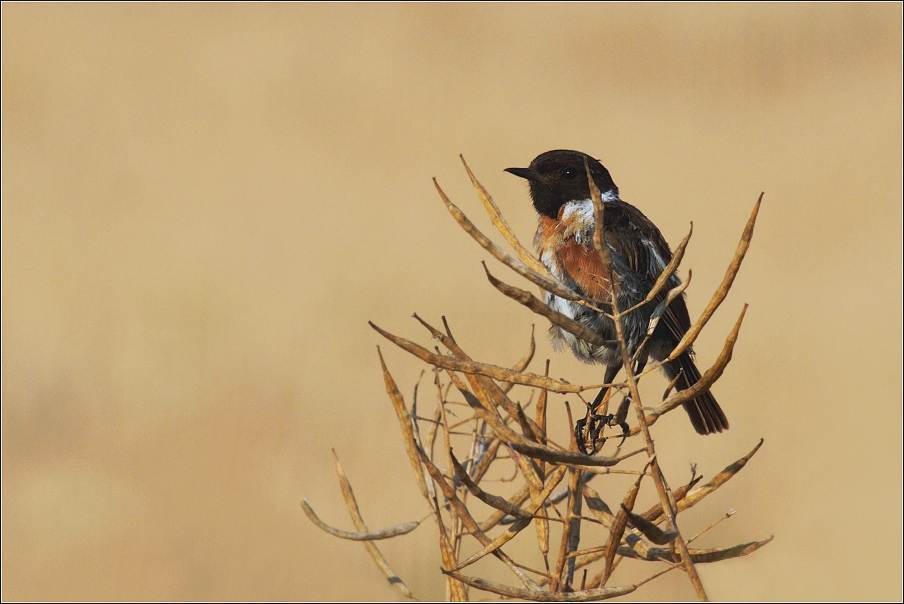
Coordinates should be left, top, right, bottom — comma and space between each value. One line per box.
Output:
600, 200, 693, 341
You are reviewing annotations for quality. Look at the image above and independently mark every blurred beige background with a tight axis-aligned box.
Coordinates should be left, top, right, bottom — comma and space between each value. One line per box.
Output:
2, 4, 901, 601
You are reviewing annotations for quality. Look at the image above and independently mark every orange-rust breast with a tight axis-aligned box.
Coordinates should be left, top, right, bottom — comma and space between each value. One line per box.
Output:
557, 240, 611, 300
535, 214, 612, 301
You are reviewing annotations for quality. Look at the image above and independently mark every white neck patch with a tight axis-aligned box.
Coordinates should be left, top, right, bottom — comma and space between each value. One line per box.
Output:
554, 191, 621, 246
560, 191, 619, 223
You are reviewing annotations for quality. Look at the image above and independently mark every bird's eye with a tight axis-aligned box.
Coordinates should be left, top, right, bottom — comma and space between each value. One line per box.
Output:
562, 167, 578, 180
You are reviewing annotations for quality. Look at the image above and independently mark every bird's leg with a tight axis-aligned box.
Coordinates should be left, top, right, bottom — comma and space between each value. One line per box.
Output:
592, 363, 623, 414
575, 364, 621, 454
608, 356, 648, 446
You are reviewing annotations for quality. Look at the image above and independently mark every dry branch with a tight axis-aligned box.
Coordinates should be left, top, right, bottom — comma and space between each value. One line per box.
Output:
629, 303, 748, 435
300, 500, 422, 542
377, 347, 431, 500
617, 537, 774, 563
643, 272, 692, 338
623, 224, 693, 316
637, 474, 704, 524
442, 362, 634, 469
673, 439, 765, 515
588, 158, 708, 600
306, 160, 768, 601
460, 154, 552, 278
468, 437, 502, 485
414, 313, 545, 437
451, 465, 569, 572
602, 470, 645, 585
443, 562, 680, 601
434, 178, 599, 308
478, 482, 533, 533
668, 193, 763, 361
332, 452, 417, 597
432, 496, 469, 601
416, 445, 541, 589
688, 510, 737, 544
450, 451, 532, 519
484, 263, 614, 347
370, 321, 598, 394
623, 505, 678, 546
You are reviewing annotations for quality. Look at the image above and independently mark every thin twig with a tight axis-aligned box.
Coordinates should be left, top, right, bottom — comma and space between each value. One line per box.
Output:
460, 154, 553, 278
372, 321, 598, 393
377, 347, 431, 500
434, 178, 604, 309
484, 263, 615, 348
688, 510, 737, 544
442, 561, 680, 601
332, 452, 418, 597
668, 193, 762, 361
621, 223, 693, 316
585, 157, 709, 601
416, 445, 541, 589
333, 163, 771, 601
300, 499, 422, 542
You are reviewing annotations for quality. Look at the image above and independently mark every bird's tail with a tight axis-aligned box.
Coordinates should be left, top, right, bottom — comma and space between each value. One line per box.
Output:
664, 352, 729, 435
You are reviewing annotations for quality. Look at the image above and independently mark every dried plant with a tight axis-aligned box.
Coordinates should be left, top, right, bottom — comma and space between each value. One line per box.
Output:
302, 157, 771, 601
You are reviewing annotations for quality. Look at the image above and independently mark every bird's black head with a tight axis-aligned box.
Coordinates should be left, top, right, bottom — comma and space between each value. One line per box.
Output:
505, 150, 618, 219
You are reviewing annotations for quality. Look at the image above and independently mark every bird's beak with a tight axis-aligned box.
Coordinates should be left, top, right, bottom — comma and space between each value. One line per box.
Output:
504, 167, 542, 182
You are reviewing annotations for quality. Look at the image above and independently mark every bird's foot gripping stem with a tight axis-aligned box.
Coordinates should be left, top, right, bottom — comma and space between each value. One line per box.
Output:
575, 397, 631, 455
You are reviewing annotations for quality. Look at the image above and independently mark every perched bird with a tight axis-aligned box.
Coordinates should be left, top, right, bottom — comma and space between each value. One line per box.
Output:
505, 150, 727, 451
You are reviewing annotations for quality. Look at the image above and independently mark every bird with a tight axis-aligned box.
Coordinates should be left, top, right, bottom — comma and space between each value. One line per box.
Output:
505, 150, 727, 452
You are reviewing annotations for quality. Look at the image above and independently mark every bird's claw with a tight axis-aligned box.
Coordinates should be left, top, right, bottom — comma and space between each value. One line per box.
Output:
575, 396, 632, 454
575, 411, 616, 455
